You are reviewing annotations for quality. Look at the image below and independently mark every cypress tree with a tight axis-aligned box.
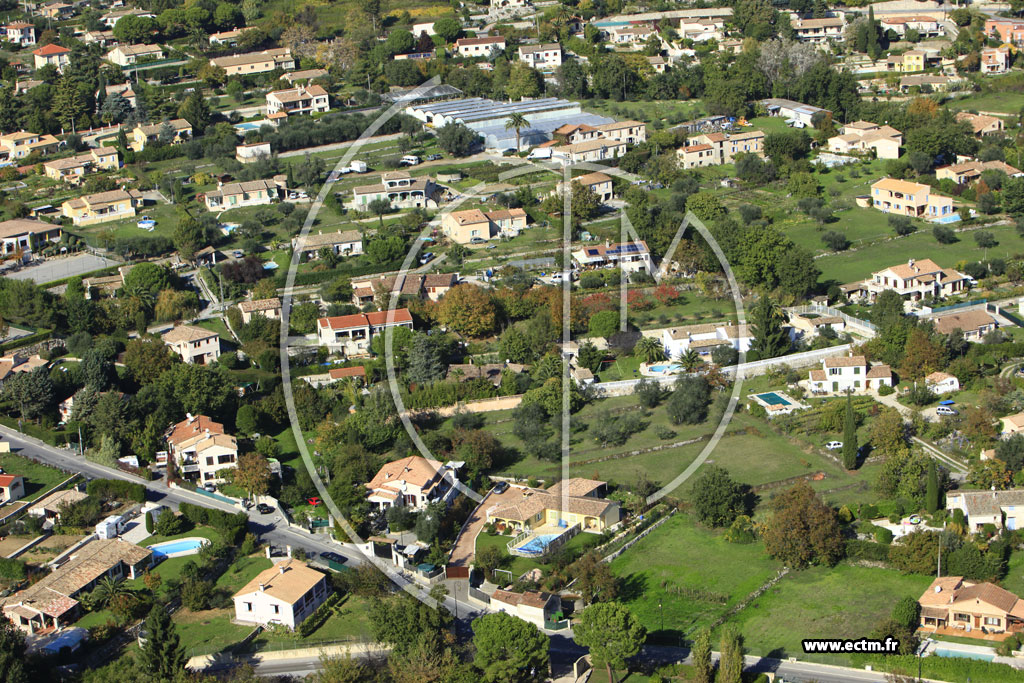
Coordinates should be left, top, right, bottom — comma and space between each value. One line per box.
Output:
842, 393, 858, 470
139, 605, 185, 680
692, 627, 712, 683
926, 460, 940, 513
144, 510, 154, 534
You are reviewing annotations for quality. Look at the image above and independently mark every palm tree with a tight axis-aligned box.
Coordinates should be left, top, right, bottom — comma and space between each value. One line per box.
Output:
677, 348, 703, 373
634, 336, 665, 364
505, 112, 529, 153
93, 576, 128, 608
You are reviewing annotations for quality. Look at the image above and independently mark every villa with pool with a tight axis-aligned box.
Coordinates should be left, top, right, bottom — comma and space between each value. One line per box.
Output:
486, 478, 620, 557
660, 322, 752, 361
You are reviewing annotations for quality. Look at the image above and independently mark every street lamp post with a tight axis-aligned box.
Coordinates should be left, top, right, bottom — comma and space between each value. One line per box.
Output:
659, 600, 663, 632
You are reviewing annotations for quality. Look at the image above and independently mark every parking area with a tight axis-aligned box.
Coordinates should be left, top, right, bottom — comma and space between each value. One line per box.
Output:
6, 253, 120, 284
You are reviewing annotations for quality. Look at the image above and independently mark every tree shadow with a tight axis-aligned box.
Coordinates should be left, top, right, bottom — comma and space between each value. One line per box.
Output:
616, 573, 647, 603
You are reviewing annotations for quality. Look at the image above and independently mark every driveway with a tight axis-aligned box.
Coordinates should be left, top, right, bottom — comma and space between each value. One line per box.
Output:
448, 484, 528, 569
6, 253, 120, 284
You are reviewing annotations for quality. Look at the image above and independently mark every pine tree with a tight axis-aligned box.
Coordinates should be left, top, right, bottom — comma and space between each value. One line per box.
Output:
842, 393, 858, 470
692, 627, 712, 683
139, 604, 185, 680
53, 77, 85, 132
926, 460, 940, 513
749, 296, 789, 360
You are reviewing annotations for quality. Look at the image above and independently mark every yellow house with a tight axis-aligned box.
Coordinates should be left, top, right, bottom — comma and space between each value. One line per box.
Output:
0, 131, 60, 162
129, 119, 193, 152
486, 478, 620, 532
43, 147, 119, 184
62, 188, 144, 226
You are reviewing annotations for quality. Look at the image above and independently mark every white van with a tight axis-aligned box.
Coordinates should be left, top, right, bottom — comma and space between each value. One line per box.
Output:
936, 406, 958, 416
399, 155, 420, 166
96, 514, 126, 539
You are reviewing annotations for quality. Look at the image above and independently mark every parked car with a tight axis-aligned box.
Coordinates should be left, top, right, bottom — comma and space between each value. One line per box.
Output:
470, 237, 486, 244
419, 252, 434, 265
493, 481, 509, 494
256, 503, 274, 514
426, 154, 442, 161
825, 441, 843, 450
203, 483, 217, 492
936, 406, 958, 416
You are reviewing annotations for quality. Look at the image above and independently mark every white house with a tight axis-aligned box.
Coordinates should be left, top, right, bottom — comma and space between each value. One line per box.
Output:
661, 322, 752, 360
364, 455, 460, 510
105, 44, 164, 66
265, 85, 329, 117
238, 297, 282, 324
204, 178, 284, 212
844, 258, 970, 304
518, 43, 562, 69
236, 142, 271, 164
316, 309, 413, 355
760, 98, 830, 127
490, 589, 560, 628
454, 36, 506, 58
3, 23, 35, 46
925, 371, 959, 395
946, 490, 1024, 532
572, 240, 653, 276
293, 229, 364, 258
0, 474, 25, 503
233, 560, 331, 629
806, 354, 892, 394
827, 121, 902, 160
161, 324, 221, 365
351, 171, 439, 210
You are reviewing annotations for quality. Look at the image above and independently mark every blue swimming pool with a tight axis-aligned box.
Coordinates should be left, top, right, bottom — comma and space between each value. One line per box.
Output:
148, 538, 207, 559
757, 392, 793, 406
649, 364, 681, 373
933, 214, 962, 224
515, 533, 560, 556
234, 121, 267, 132
932, 647, 995, 662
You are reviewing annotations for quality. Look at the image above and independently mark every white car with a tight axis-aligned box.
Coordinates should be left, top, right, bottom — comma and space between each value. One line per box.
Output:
936, 406, 958, 416
825, 441, 843, 450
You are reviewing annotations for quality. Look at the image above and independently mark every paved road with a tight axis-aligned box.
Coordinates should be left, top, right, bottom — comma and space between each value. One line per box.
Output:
5, 253, 119, 284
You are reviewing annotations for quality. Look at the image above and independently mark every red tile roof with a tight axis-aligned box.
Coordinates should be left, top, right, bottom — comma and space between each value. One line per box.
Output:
318, 308, 412, 330
34, 44, 69, 55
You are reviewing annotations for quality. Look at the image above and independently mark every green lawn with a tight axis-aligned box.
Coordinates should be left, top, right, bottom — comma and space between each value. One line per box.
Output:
0, 453, 68, 500
174, 608, 254, 657
946, 91, 1024, 115
475, 529, 603, 580
815, 222, 1024, 284
140, 525, 223, 547
729, 564, 937, 666
214, 555, 273, 594
610, 513, 782, 638
194, 317, 235, 344
249, 593, 376, 648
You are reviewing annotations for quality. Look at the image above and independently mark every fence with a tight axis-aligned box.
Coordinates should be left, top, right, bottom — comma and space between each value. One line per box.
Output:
788, 304, 877, 335
926, 298, 987, 315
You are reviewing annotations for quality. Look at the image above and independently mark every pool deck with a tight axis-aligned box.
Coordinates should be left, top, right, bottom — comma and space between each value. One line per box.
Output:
747, 391, 809, 416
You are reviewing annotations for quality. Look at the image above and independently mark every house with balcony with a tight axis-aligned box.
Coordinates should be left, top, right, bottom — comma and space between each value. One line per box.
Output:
517, 43, 562, 69
33, 43, 70, 72
209, 27, 252, 46
350, 273, 457, 307
869, 178, 954, 220
0, 130, 59, 161
661, 322, 752, 360
62, 188, 143, 226
678, 17, 725, 42
881, 16, 941, 39
161, 324, 221, 364
678, 130, 765, 168
0, 218, 61, 256
233, 560, 331, 629
572, 240, 653, 276
129, 118, 192, 151
790, 16, 844, 43
936, 159, 1023, 185
106, 43, 163, 66
210, 47, 294, 76
827, 121, 902, 160
918, 576, 1024, 638
3, 23, 35, 46
454, 36, 506, 58
165, 414, 237, 484
364, 455, 460, 510
351, 171, 439, 210
850, 258, 970, 303
986, 18, 1024, 44
596, 120, 647, 145
204, 177, 285, 212
316, 308, 413, 355
607, 24, 656, 47
806, 354, 892, 395
981, 46, 1012, 74
43, 147, 119, 184
265, 84, 329, 117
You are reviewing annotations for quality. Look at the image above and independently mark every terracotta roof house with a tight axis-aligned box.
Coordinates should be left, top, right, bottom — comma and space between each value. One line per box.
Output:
845, 258, 969, 304
364, 456, 460, 510
806, 354, 892, 395
233, 560, 331, 629
486, 478, 620, 532
947, 489, 1024, 531
26, 488, 87, 520
918, 575, 1024, 637
316, 308, 413, 356
929, 310, 997, 341
161, 324, 221, 365
491, 589, 560, 628
238, 297, 282, 323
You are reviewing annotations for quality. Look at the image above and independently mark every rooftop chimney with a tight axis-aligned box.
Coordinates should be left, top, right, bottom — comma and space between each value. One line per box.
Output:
258, 582, 265, 592
279, 564, 286, 574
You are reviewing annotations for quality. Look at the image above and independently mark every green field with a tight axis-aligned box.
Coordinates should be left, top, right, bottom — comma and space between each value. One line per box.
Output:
0, 452, 68, 500
610, 513, 782, 638
729, 564, 935, 666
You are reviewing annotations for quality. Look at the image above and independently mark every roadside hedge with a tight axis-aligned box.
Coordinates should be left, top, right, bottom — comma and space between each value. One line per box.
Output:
856, 653, 1024, 683
87, 478, 146, 503
179, 502, 248, 544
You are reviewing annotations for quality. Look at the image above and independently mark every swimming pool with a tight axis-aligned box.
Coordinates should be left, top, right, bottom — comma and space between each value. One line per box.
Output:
514, 533, 560, 556
756, 392, 793, 406
932, 214, 962, 224
148, 537, 209, 560
932, 647, 995, 662
649, 364, 681, 373
234, 121, 268, 133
